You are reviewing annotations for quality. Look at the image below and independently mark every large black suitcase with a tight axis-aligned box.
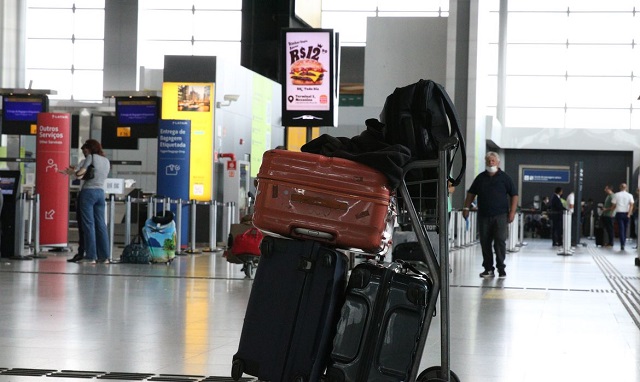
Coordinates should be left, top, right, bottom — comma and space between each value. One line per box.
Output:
326, 260, 433, 382
231, 236, 349, 382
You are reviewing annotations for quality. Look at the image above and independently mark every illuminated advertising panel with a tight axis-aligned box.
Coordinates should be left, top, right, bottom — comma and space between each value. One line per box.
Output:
161, 82, 214, 201
282, 29, 336, 127
36, 113, 70, 246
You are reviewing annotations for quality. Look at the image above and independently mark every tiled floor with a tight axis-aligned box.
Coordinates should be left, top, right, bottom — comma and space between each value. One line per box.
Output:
0, 237, 638, 382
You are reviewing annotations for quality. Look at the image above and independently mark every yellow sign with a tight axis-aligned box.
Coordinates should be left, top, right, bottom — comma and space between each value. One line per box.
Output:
117, 127, 131, 137
30, 124, 37, 135
162, 82, 214, 201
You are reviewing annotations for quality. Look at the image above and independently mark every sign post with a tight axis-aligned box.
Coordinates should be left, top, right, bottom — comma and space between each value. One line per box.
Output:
36, 113, 70, 249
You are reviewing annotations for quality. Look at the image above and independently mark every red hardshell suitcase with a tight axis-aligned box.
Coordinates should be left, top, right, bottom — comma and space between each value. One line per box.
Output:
253, 149, 393, 253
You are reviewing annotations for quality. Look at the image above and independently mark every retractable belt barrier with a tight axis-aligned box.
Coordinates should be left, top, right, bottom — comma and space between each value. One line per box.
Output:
20, 193, 234, 258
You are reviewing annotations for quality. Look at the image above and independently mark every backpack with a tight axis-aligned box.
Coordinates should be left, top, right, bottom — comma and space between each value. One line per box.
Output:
121, 235, 152, 264
380, 79, 466, 187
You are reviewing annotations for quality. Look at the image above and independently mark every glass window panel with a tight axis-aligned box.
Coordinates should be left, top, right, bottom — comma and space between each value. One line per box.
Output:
322, 1, 377, 11
485, 75, 498, 107
139, 0, 192, 10
565, 108, 631, 129
507, 45, 567, 75
72, 70, 103, 101
74, 9, 105, 39
505, 107, 566, 128
566, 77, 632, 108
508, 13, 568, 43
378, 12, 445, 17
192, 41, 241, 63
485, 11, 500, 43
138, 41, 196, 69
505, 76, 567, 108
26, 39, 73, 69
193, 0, 242, 10
485, 44, 499, 76
567, 45, 633, 76
567, 13, 634, 43
73, 40, 104, 69
28, 0, 76, 8
194, 11, 242, 41
567, 0, 637, 11
27, 9, 74, 38
508, 0, 569, 11
377, 0, 448, 12
25, 69, 73, 99
322, 12, 375, 44
74, 0, 105, 8
139, 10, 194, 40
631, 108, 640, 130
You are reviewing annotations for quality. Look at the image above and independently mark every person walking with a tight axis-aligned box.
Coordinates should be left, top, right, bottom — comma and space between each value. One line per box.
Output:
550, 187, 565, 247
602, 185, 615, 247
462, 151, 518, 279
75, 139, 111, 263
611, 183, 634, 251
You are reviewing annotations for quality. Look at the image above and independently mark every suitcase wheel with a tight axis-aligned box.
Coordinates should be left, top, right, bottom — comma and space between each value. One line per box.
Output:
231, 359, 245, 381
416, 366, 461, 382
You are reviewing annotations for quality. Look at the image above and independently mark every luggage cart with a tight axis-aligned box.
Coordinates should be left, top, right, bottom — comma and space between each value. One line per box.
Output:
397, 137, 461, 382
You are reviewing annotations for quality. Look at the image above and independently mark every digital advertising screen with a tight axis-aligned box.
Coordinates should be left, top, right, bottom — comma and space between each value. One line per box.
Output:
115, 96, 161, 138
281, 28, 337, 127
1, 95, 47, 135
162, 82, 214, 201
0, 171, 21, 196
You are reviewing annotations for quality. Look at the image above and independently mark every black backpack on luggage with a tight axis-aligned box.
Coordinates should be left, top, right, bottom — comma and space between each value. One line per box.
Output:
380, 79, 466, 187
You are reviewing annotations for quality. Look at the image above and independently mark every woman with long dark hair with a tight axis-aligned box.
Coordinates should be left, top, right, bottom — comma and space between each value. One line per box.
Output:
74, 139, 111, 263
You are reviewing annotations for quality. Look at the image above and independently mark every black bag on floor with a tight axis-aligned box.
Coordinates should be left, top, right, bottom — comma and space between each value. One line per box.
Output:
120, 235, 151, 264
326, 261, 433, 382
231, 236, 349, 382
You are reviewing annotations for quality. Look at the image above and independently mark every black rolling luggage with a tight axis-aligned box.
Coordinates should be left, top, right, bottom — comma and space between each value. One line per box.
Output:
231, 236, 349, 382
392, 241, 429, 273
326, 260, 433, 382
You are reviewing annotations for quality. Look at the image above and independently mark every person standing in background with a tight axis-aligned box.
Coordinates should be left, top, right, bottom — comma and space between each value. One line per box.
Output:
60, 143, 91, 262
75, 139, 111, 263
611, 183, 634, 251
602, 185, 615, 247
550, 187, 565, 247
462, 152, 518, 279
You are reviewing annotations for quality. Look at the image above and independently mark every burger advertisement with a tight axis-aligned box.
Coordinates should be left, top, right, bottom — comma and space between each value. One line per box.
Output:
282, 29, 336, 127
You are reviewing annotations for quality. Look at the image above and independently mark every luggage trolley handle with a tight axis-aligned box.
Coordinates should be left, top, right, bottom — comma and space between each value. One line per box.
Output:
399, 141, 458, 382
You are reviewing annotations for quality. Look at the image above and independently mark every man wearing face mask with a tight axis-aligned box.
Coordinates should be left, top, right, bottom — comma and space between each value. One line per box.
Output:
462, 151, 518, 278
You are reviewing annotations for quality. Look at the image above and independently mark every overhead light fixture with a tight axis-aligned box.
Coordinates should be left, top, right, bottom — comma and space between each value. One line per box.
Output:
216, 94, 240, 108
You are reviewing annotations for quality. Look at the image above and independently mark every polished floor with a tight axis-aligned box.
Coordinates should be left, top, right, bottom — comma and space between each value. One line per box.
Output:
0, 236, 639, 382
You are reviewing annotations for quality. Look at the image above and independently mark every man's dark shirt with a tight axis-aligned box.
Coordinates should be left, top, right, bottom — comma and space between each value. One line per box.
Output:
468, 169, 517, 217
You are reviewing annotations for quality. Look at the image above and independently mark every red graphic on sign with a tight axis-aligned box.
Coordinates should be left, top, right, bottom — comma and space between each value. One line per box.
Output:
36, 113, 70, 246
227, 160, 237, 171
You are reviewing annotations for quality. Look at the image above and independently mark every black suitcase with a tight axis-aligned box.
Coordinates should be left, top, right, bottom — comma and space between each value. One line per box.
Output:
231, 236, 349, 382
391, 241, 429, 274
326, 261, 433, 382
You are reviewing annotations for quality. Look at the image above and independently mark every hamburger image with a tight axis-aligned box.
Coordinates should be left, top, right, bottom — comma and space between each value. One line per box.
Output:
290, 59, 326, 85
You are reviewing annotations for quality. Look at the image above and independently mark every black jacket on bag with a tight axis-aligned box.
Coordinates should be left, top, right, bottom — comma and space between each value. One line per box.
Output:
301, 119, 412, 190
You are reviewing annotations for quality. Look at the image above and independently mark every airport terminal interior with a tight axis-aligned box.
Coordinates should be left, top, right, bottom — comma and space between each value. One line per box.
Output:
1, 1, 640, 382
0, 235, 638, 382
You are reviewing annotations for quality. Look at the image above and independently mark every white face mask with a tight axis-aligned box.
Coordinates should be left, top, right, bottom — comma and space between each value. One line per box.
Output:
486, 166, 498, 173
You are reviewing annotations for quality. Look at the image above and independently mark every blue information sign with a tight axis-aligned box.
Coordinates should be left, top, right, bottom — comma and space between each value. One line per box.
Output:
523, 169, 570, 183
157, 120, 191, 245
